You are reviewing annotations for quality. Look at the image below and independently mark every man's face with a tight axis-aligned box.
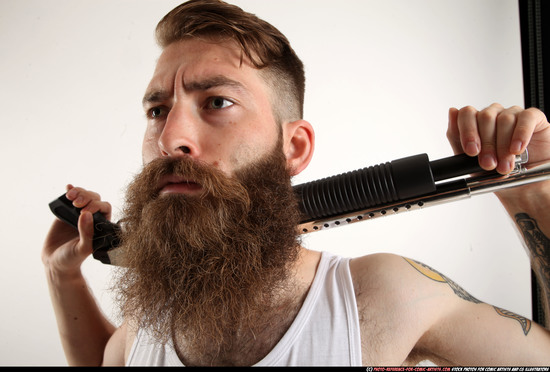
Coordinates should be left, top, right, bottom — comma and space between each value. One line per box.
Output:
142, 38, 281, 182
118, 38, 313, 362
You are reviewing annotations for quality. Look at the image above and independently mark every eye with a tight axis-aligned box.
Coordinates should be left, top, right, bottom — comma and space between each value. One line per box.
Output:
207, 97, 234, 110
147, 106, 167, 119
151, 107, 162, 117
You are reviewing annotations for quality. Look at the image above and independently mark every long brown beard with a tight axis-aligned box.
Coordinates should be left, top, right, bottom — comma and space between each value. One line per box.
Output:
112, 144, 303, 362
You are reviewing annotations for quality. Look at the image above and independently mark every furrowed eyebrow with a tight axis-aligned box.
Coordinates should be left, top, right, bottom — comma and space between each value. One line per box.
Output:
183, 76, 246, 93
142, 76, 248, 108
142, 90, 171, 107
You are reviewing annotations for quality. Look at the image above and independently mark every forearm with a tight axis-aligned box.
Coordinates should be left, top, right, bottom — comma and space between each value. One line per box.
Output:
497, 180, 550, 328
46, 267, 116, 366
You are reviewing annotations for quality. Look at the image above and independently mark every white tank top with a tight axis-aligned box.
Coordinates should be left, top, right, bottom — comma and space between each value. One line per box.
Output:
126, 251, 362, 366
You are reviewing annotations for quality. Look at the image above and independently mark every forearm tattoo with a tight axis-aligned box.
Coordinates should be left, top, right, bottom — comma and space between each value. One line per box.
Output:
515, 213, 550, 305
404, 257, 532, 336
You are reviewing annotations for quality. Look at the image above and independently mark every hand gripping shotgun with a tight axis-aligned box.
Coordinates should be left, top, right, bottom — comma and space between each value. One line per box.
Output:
49, 151, 550, 266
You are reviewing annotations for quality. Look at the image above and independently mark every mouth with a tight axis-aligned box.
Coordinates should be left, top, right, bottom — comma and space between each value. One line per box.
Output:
157, 175, 203, 196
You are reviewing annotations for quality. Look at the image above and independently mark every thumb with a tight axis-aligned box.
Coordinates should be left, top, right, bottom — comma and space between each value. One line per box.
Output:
77, 210, 95, 257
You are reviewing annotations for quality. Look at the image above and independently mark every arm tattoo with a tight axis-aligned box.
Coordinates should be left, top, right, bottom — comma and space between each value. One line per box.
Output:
494, 307, 532, 335
404, 258, 481, 303
405, 258, 481, 304
404, 257, 532, 335
515, 213, 550, 302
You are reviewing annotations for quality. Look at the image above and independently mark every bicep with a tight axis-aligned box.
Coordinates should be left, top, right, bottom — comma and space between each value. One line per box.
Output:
418, 298, 550, 365
407, 260, 550, 366
354, 254, 550, 365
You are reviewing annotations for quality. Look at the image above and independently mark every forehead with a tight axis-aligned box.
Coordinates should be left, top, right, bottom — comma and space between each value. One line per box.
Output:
158, 38, 242, 69
147, 39, 264, 93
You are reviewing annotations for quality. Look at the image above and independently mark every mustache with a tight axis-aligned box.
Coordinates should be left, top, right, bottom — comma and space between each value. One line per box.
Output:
129, 156, 250, 204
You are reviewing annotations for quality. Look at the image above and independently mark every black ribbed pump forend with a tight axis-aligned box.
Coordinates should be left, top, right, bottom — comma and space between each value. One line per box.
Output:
294, 154, 436, 223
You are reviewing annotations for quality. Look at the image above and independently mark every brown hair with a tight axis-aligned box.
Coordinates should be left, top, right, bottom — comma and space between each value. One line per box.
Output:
155, 0, 305, 124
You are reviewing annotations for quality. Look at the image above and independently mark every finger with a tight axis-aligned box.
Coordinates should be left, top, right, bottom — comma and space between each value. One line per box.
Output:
446, 107, 463, 154
80, 200, 112, 220
76, 210, 94, 257
476, 104, 505, 170
65, 186, 112, 220
495, 106, 523, 174
510, 108, 544, 154
457, 106, 481, 156
66, 186, 101, 206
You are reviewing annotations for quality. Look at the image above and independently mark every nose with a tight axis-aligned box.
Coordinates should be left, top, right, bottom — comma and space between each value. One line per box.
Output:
157, 103, 201, 158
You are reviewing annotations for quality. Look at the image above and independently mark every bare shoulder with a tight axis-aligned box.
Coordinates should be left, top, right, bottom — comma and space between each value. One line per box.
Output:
348, 252, 463, 333
102, 321, 137, 366
349, 252, 404, 283
348, 253, 457, 365
349, 253, 449, 299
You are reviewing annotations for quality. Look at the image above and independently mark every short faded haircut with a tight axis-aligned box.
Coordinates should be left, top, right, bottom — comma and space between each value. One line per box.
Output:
155, 0, 305, 125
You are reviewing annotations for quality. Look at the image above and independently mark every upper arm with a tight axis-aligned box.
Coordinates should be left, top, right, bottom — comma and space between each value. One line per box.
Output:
417, 298, 550, 365
102, 322, 130, 366
351, 253, 550, 365
403, 257, 550, 365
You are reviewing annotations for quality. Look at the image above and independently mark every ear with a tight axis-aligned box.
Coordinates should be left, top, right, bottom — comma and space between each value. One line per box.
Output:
282, 120, 315, 176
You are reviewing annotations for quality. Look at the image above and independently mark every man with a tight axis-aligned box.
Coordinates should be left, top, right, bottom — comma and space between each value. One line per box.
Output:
43, 0, 550, 366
